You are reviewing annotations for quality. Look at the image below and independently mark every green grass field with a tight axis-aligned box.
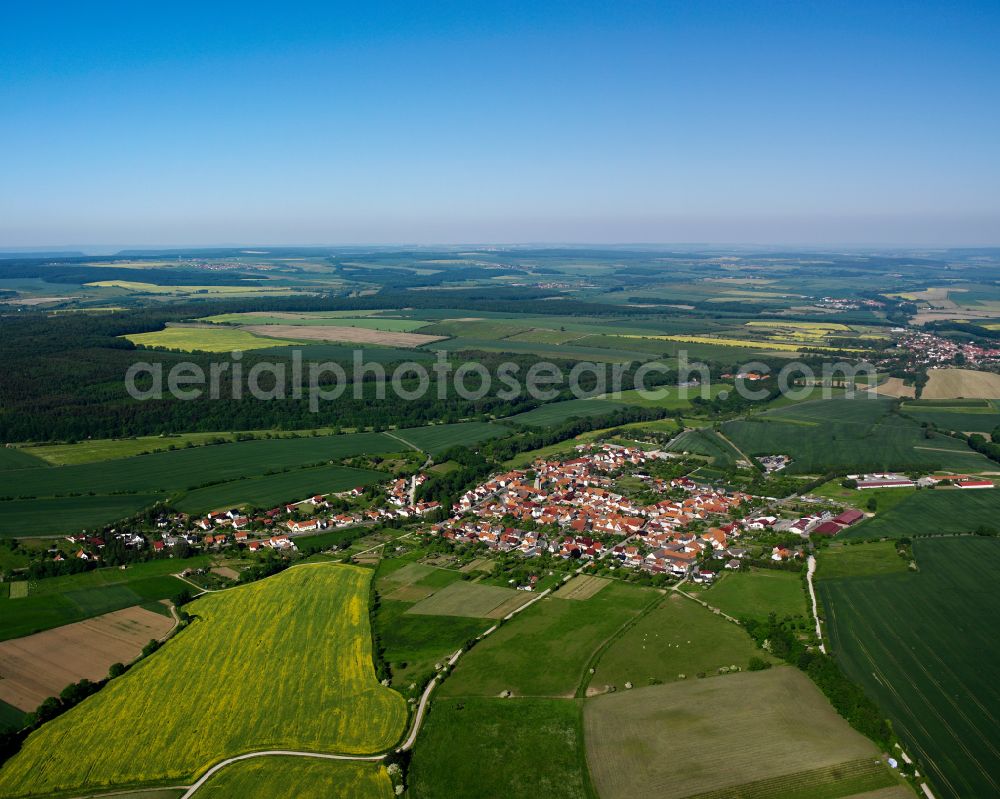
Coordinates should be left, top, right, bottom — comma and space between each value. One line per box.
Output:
588, 593, 771, 689
505, 399, 628, 427
173, 463, 385, 513
125, 325, 307, 352
0, 432, 401, 500
376, 599, 491, 688
440, 582, 656, 698
815, 542, 910, 579
605, 382, 732, 410
0, 449, 46, 470
584, 667, 891, 799
844, 488, 1000, 538
0, 564, 408, 797
405, 581, 526, 618
0, 558, 208, 641
390, 421, 512, 454
193, 757, 392, 799
0, 700, 26, 734
702, 568, 808, 622
723, 397, 992, 474
410, 697, 593, 799
818, 537, 1000, 799
665, 427, 744, 467
0, 493, 166, 538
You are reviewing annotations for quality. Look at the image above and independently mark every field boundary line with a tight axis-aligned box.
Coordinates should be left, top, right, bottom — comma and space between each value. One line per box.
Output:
384, 431, 421, 452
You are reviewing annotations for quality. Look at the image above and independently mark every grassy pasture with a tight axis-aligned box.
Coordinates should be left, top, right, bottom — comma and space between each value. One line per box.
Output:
193, 757, 392, 799
819, 537, 1000, 799
815, 542, 909, 579
0, 564, 407, 797
0, 493, 165, 538
702, 568, 808, 622
588, 593, 770, 690
506, 398, 628, 428
901, 407, 1000, 433
0, 701, 26, 734
173, 463, 385, 513
0, 431, 400, 500
409, 697, 592, 799
439, 582, 655, 698
584, 667, 890, 799
844, 488, 1000, 538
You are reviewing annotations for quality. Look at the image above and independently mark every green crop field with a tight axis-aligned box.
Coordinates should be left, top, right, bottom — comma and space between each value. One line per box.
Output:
125, 325, 307, 352
0, 493, 165, 538
0, 564, 408, 797
722, 397, 992, 474
584, 667, 892, 799
818, 537, 1000, 799
665, 427, 743, 467
391, 421, 512, 454
405, 581, 527, 618
506, 399, 628, 427
815, 542, 910, 579
375, 599, 491, 687
439, 582, 656, 698
844, 489, 1000, 538
0, 449, 46, 470
0, 558, 207, 642
173, 463, 385, 513
0, 432, 401, 500
409, 697, 593, 799
588, 593, 772, 689
193, 757, 393, 799
0, 701, 26, 734
702, 568, 808, 622
607, 382, 732, 410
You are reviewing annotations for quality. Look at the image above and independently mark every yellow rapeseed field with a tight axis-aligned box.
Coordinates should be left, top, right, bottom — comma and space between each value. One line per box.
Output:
620, 334, 865, 353
0, 564, 407, 798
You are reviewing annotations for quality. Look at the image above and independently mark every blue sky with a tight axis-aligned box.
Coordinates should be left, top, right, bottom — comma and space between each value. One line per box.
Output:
1, 1, 998, 247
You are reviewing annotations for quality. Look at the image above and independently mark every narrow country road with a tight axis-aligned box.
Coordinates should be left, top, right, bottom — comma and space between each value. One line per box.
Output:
178, 750, 385, 798
806, 554, 826, 654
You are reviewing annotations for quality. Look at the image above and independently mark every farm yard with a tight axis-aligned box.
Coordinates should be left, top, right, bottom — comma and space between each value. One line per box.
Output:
0, 564, 408, 797
586, 593, 771, 691
818, 537, 1000, 799
0, 605, 174, 711
192, 757, 393, 799
409, 697, 592, 799
584, 667, 897, 799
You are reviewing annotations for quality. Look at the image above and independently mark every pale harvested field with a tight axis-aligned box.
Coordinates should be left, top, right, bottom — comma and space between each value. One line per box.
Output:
485, 592, 536, 619
0, 606, 173, 711
874, 377, 916, 398
384, 584, 436, 602
210, 566, 239, 580
922, 368, 1000, 400
459, 557, 493, 573
7, 582, 28, 599
555, 575, 609, 601
241, 324, 447, 348
406, 581, 526, 618
584, 666, 881, 799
